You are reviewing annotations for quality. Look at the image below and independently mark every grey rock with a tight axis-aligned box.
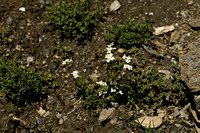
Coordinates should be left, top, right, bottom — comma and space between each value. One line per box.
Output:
26, 56, 34, 63
6, 17, 12, 25
47, 96, 56, 104
35, 117, 42, 125
189, 18, 200, 28
172, 109, 180, 118
170, 31, 180, 43
114, 120, 125, 130
98, 108, 116, 123
179, 42, 200, 92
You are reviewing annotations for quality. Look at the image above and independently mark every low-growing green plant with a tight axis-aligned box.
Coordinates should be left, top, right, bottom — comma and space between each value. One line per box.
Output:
47, 0, 103, 41
0, 29, 10, 44
74, 45, 187, 114
0, 58, 55, 105
52, 45, 72, 59
105, 19, 154, 48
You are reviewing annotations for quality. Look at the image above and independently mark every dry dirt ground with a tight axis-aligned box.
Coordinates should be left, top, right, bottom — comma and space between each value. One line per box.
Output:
0, 0, 200, 132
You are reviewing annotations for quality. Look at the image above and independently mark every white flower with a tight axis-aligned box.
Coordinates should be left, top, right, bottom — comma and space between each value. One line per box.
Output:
105, 53, 115, 63
96, 81, 107, 86
62, 59, 72, 65
119, 90, 123, 95
123, 64, 132, 70
83, 69, 86, 72
103, 91, 107, 94
99, 91, 103, 96
111, 88, 116, 93
71, 71, 79, 78
122, 55, 127, 60
122, 55, 131, 63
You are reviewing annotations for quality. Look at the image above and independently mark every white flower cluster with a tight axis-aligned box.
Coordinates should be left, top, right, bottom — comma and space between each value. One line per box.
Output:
123, 64, 133, 70
62, 59, 72, 65
105, 45, 116, 63
122, 55, 131, 63
98, 90, 107, 96
96, 81, 107, 86
71, 71, 79, 78
111, 87, 123, 95
122, 54, 132, 71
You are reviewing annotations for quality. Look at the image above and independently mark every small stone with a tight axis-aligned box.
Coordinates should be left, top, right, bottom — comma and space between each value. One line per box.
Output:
109, 0, 121, 12
26, 56, 34, 63
175, 123, 182, 128
59, 118, 64, 124
110, 117, 118, 125
172, 109, 180, 118
154, 25, 175, 35
170, 31, 180, 43
189, 18, 200, 28
37, 107, 46, 117
19, 7, 26, 12
89, 73, 99, 79
6, 17, 12, 25
99, 108, 116, 123
118, 48, 125, 54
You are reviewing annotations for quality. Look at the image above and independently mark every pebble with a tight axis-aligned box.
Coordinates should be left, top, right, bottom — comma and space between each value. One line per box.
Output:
26, 56, 34, 63
6, 17, 12, 25
35, 117, 42, 125
59, 118, 64, 124
47, 96, 56, 104
98, 108, 116, 123
19, 7, 26, 12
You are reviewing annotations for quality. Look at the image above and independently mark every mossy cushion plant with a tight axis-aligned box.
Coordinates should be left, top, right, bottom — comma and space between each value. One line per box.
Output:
0, 58, 54, 105
47, 0, 103, 42
105, 18, 154, 48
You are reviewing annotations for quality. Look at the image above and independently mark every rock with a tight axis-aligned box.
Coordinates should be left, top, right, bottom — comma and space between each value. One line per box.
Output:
179, 42, 200, 92
19, 7, 26, 12
154, 25, 175, 35
109, 0, 121, 12
98, 108, 116, 123
172, 109, 180, 118
179, 109, 188, 119
114, 120, 125, 130
47, 96, 56, 104
118, 48, 125, 54
6, 17, 12, 25
189, 18, 200, 28
59, 118, 64, 124
35, 117, 42, 125
188, 0, 193, 5
26, 56, 34, 63
37, 107, 46, 117
158, 70, 172, 80
136, 114, 164, 128
110, 117, 118, 125
175, 123, 182, 128
170, 31, 180, 43
143, 45, 164, 57
89, 73, 99, 79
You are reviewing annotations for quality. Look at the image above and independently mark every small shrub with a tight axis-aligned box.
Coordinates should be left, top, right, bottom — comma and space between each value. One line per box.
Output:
105, 19, 154, 48
47, 0, 103, 41
0, 58, 54, 105
52, 45, 72, 59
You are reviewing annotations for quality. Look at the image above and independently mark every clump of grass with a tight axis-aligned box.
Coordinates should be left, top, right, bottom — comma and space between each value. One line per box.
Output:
105, 18, 154, 49
47, 0, 103, 42
0, 58, 55, 105
0, 29, 10, 44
